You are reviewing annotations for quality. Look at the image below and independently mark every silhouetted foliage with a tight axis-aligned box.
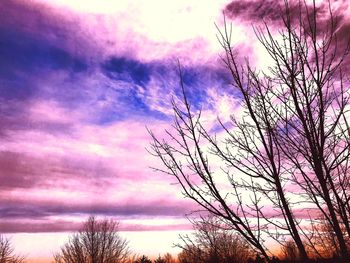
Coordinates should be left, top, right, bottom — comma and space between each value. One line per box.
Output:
154, 256, 166, 263
0, 235, 25, 263
54, 216, 130, 263
308, 215, 350, 260
177, 216, 253, 263
154, 253, 176, 263
281, 240, 299, 262
149, 0, 350, 262
165, 253, 176, 263
134, 255, 152, 263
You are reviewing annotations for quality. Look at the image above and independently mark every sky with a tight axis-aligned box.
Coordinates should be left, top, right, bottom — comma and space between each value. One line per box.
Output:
1, 0, 350, 262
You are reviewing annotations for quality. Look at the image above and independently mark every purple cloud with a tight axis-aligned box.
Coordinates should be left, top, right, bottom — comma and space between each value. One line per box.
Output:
2, 2, 348, 258
224, 0, 350, 69
224, 0, 348, 25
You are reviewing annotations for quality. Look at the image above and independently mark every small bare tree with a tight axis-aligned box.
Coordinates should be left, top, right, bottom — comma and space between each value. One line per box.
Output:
0, 235, 25, 263
177, 216, 253, 263
54, 216, 130, 263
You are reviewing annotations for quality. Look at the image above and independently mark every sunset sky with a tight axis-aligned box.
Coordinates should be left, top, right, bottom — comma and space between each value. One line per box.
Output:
1, 0, 350, 262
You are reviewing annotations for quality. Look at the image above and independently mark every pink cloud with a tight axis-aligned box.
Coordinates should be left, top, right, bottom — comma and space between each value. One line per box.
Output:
0, 0, 255, 66
0, 98, 198, 233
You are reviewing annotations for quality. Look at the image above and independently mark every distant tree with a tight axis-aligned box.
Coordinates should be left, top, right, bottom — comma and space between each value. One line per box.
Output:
0, 235, 25, 263
54, 216, 130, 263
154, 255, 166, 263
307, 214, 350, 260
281, 240, 298, 262
163, 253, 176, 263
134, 255, 152, 263
177, 216, 253, 263
154, 253, 175, 263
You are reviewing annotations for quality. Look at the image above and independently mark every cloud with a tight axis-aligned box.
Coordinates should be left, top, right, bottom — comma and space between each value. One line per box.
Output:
0, 3, 247, 233
224, 0, 350, 70
224, 0, 286, 24
0, 0, 253, 128
0, 108, 196, 232
0, 193, 195, 232
6, 0, 345, 238
0, 17, 237, 128
224, 0, 350, 38
0, 221, 192, 233
0, 0, 256, 66
0, 198, 194, 220
0, 28, 87, 75
224, 0, 347, 24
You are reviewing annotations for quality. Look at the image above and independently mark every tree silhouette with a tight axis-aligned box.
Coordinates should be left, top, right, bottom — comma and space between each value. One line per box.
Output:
281, 240, 298, 262
163, 253, 175, 263
54, 216, 130, 263
154, 253, 176, 263
134, 255, 152, 263
154, 256, 166, 263
149, 0, 350, 261
250, 1, 350, 258
177, 216, 253, 263
0, 235, 25, 263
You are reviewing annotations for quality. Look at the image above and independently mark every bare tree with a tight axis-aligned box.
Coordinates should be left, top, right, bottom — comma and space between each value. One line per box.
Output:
54, 216, 130, 263
149, 0, 350, 261
176, 216, 253, 263
211, 12, 310, 261
0, 235, 25, 263
149, 77, 270, 260
250, 0, 350, 258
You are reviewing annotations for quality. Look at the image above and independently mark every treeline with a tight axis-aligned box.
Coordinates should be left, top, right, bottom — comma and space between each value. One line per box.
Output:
1, 216, 349, 263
